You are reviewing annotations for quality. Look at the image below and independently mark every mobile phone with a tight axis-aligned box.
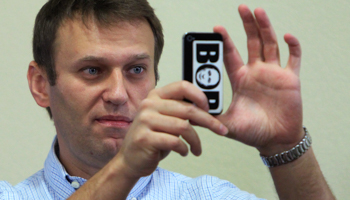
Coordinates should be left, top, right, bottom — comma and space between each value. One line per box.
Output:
183, 32, 223, 115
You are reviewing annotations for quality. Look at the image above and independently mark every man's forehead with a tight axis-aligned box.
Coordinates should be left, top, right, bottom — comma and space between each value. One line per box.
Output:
53, 16, 155, 66
60, 16, 146, 35
53, 17, 154, 58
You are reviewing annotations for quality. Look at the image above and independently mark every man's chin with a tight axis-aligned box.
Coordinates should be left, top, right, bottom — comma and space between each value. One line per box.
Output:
93, 138, 124, 163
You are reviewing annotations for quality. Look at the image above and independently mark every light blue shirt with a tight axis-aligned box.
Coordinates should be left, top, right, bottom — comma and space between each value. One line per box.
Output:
0, 138, 264, 200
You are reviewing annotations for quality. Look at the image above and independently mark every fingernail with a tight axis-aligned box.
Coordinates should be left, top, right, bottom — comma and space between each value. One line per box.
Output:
220, 124, 229, 136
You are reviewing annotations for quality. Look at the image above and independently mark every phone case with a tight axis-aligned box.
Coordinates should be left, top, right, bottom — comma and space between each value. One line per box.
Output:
183, 32, 223, 115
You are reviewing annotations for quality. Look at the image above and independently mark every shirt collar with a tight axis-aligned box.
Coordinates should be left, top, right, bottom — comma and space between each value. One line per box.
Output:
43, 136, 153, 198
44, 137, 80, 199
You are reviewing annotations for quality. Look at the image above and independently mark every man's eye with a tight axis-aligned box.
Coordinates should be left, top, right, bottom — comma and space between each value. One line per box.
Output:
83, 67, 99, 75
208, 78, 211, 83
131, 66, 144, 74
208, 70, 211, 76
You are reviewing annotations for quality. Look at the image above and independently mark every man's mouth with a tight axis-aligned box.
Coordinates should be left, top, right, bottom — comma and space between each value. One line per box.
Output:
95, 115, 133, 128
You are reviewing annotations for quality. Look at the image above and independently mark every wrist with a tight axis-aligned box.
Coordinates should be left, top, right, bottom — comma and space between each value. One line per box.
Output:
68, 155, 139, 200
259, 126, 312, 168
258, 126, 305, 156
107, 153, 142, 181
91, 154, 140, 199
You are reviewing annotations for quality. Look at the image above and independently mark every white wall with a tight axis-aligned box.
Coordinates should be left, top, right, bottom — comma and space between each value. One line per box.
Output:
0, 0, 349, 199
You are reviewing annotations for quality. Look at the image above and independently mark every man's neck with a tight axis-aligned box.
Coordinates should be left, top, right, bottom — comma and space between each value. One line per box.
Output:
55, 139, 101, 179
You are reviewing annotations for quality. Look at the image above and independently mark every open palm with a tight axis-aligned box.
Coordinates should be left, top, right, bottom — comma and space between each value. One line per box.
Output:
215, 5, 304, 155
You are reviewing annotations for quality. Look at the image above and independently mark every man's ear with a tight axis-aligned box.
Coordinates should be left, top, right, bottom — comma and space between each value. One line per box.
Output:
27, 61, 50, 108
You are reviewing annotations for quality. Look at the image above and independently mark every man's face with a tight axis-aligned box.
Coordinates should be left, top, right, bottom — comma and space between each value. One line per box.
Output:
49, 18, 156, 170
196, 67, 220, 87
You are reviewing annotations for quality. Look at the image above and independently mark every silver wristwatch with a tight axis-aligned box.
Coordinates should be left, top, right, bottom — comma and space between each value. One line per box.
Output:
260, 127, 312, 168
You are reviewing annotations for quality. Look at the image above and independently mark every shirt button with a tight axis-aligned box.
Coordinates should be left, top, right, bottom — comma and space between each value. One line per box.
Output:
131, 198, 137, 200
71, 181, 80, 189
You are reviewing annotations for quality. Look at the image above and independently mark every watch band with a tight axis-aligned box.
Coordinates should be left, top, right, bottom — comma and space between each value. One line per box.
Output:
260, 126, 312, 168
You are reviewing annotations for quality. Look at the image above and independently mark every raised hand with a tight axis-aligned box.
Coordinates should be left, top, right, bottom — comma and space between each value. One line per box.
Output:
116, 81, 228, 178
214, 5, 304, 155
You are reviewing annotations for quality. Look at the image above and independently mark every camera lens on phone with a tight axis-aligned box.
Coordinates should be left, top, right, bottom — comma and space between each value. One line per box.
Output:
187, 35, 195, 42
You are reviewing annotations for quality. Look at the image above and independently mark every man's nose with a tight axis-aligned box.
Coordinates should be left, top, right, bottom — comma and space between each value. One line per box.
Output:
102, 69, 128, 105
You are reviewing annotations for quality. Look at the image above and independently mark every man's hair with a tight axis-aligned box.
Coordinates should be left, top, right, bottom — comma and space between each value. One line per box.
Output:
33, 0, 164, 118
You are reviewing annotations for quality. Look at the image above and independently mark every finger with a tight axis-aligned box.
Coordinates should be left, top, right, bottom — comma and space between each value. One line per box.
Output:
213, 25, 244, 77
152, 81, 209, 112
151, 132, 190, 157
254, 8, 280, 65
284, 33, 302, 75
238, 4, 263, 63
145, 114, 202, 156
158, 99, 228, 136
140, 98, 228, 136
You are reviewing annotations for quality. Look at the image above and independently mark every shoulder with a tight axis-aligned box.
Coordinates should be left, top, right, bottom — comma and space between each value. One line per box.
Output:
149, 168, 264, 200
0, 169, 51, 200
151, 167, 192, 182
0, 181, 18, 199
152, 167, 235, 188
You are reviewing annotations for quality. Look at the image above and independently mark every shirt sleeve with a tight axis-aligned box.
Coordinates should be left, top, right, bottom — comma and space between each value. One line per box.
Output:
210, 176, 265, 200
0, 181, 9, 199
184, 175, 266, 200
0, 181, 20, 200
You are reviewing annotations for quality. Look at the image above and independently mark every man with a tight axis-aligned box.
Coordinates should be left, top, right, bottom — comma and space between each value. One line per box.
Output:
0, 0, 335, 199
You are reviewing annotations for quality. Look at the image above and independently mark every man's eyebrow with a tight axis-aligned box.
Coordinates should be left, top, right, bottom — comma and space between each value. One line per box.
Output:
127, 53, 151, 62
79, 56, 108, 62
78, 53, 151, 63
